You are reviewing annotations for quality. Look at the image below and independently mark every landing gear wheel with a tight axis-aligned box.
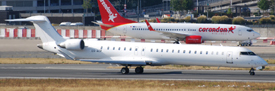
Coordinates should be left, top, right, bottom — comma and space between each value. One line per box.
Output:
250, 72, 255, 75
249, 43, 252, 46
121, 67, 129, 74
135, 67, 144, 74
249, 68, 255, 76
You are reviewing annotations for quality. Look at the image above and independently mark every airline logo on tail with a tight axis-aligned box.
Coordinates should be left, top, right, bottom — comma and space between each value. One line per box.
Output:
99, 0, 117, 22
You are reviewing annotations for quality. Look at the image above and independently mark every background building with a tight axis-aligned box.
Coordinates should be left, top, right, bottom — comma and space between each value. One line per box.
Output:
0, 0, 85, 13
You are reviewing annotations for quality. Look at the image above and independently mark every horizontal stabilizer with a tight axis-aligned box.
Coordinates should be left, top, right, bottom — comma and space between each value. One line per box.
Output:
80, 59, 146, 65
6, 16, 47, 22
5, 15, 65, 43
91, 21, 114, 27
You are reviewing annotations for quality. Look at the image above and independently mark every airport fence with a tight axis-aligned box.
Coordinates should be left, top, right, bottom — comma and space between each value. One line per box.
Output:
0, 28, 106, 39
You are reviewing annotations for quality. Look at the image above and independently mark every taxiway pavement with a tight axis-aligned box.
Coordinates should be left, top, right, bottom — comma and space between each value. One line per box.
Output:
0, 64, 275, 82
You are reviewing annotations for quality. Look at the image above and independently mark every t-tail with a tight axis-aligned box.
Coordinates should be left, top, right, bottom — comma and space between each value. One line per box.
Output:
6, 15, 65, 43
97, 0, 137, 24
6, 15, 84, 60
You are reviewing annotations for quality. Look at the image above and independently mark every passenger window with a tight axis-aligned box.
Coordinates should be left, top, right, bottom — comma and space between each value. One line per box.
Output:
161, 49, 163, 52
142, 49, 145, 51
183, 50, 185, 53
124, 47, 126, 51
194, 51, 197, 54
178, 50, 180, 53
211, 51, 214, 55
200, 51, 202, 54
129, 48, 132, 51
118, 47, 121, 50
101, 46, 103, 50
107, 47, 109, 50
189, 50, 191, 54
172, 50, 174, 53
113, 47, 115, 50
135, 48, 138, 51
151, 49, 153, 52
166, 49, 169, 53
156, 49, 158, 52
206, 51, 208, 55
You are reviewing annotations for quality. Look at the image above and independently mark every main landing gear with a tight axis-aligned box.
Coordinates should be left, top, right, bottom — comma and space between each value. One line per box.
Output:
249, 68, 255, 75
238, 40, 252, 46
120, 66, 144, 74
135, 66, 144, 74
121, 66, 129, 74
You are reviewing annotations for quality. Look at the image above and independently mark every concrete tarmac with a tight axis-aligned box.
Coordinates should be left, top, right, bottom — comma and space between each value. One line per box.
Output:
0, 64, 275, 82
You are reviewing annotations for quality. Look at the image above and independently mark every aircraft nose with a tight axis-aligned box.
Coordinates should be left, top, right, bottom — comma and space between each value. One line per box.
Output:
262, 60, 268, 66
253, 32, 261, 39
259, 57, 268, 66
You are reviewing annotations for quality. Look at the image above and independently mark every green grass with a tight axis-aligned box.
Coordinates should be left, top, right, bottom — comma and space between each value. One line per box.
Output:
0, 79, 274, 91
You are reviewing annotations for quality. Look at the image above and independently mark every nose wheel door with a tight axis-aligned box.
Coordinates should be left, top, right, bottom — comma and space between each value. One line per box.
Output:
226, 51, 233, 64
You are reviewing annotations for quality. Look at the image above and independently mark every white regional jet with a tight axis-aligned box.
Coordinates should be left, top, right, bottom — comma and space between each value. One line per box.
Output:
6, 16, 268, 75
97, 0, 260, 45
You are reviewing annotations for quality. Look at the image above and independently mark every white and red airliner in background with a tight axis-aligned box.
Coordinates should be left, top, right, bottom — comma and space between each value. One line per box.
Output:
96, 0, 260, 45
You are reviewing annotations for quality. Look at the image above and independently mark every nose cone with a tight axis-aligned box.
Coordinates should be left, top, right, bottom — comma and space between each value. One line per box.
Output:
262, 60, 268, 66
253, 32, 261, 39
258, 57, 268, 66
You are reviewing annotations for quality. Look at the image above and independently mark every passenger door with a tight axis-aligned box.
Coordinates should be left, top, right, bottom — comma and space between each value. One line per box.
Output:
238, 30, 242, 36
226, 51, 233, 64
123, 26, 127, 35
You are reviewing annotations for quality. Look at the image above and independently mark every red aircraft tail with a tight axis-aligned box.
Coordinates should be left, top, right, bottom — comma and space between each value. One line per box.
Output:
97, 0, 137, 24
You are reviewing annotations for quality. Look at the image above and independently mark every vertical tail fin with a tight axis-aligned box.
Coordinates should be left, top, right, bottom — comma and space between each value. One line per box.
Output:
6, 15, 65, 43
97, 0, 137, 24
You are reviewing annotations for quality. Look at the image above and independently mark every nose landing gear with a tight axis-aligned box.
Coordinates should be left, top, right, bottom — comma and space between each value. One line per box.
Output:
249, 68, 255, 75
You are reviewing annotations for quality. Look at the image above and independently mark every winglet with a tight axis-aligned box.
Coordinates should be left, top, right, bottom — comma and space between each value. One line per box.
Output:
156, 18, 161, 23
145, 20, 155, 31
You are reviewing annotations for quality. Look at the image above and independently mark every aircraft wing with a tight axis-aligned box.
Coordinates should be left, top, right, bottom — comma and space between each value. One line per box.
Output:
145, 20, 189, 39
80, 59, 147, 65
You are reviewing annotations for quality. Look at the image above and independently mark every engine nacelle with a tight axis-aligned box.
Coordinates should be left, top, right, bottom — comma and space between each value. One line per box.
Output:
59, 39, 85, 51
185, 35, 202, 44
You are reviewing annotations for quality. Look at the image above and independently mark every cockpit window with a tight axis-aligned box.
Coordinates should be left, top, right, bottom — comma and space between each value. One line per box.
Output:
247, 29, 253, 32
248, 52, 256, 55
240, 52, 256, 56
